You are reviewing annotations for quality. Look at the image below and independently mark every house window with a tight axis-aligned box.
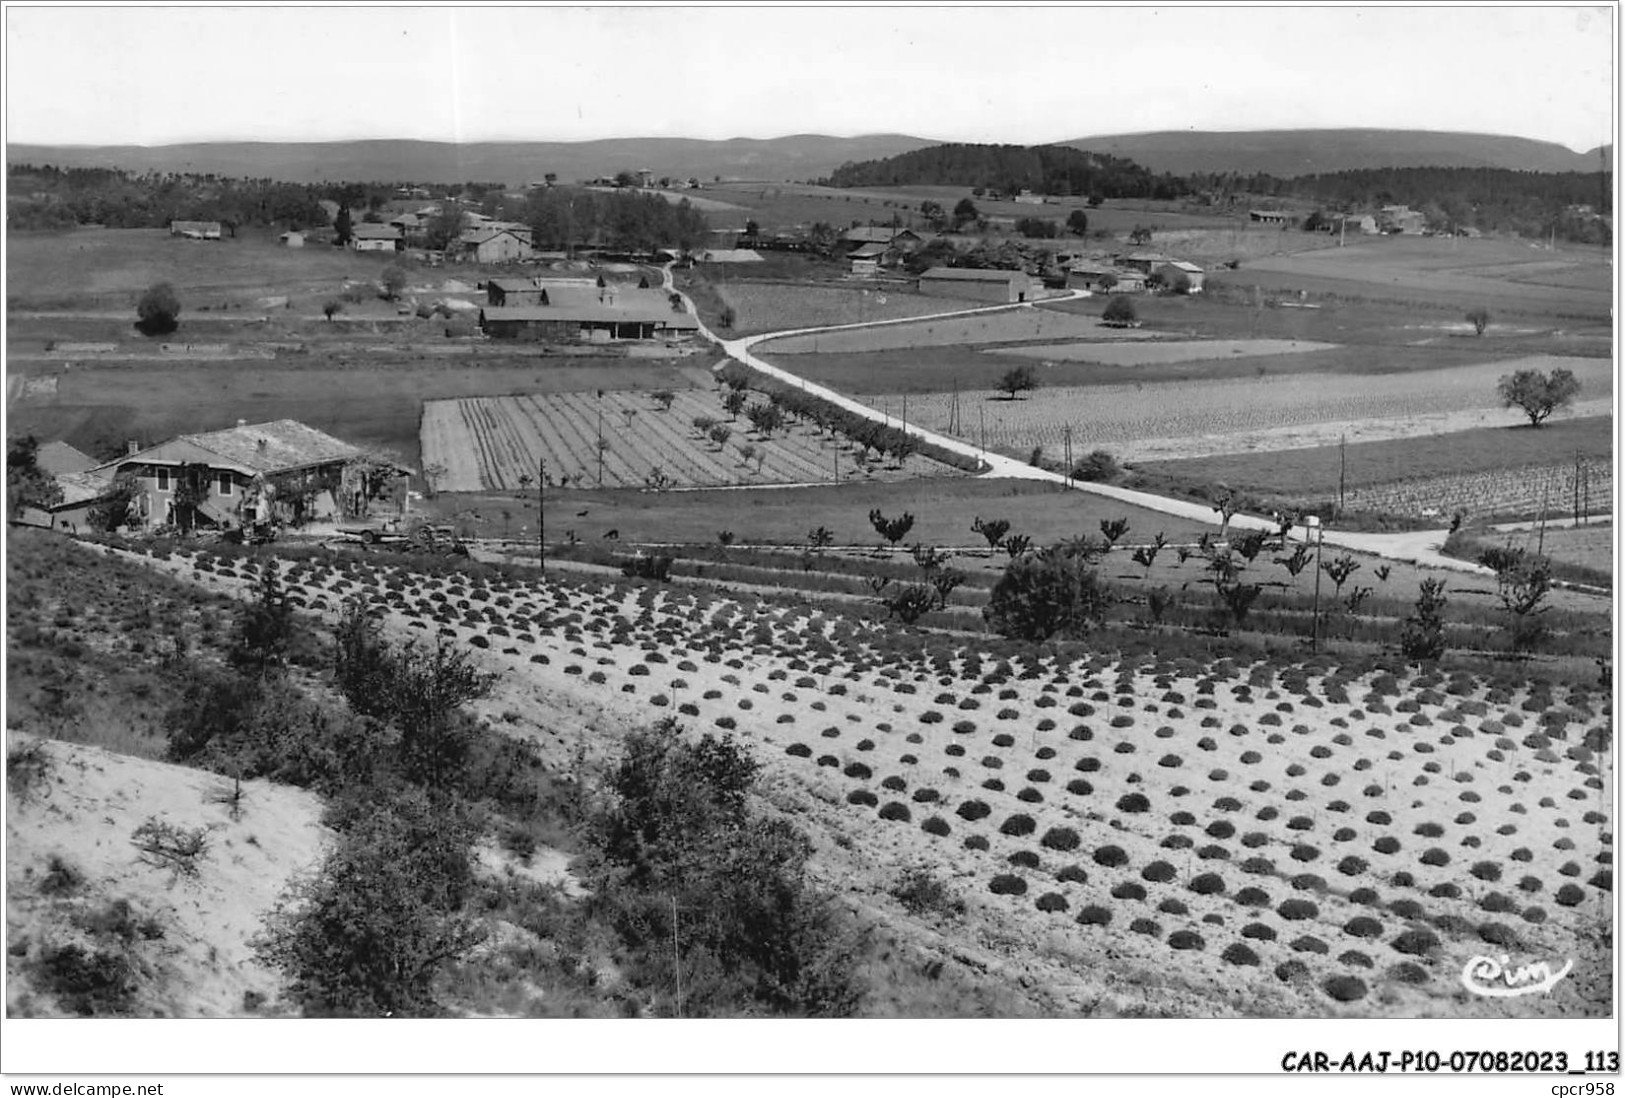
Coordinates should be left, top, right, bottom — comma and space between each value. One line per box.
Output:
156, 468, 170, 491
218, 471, 233, 496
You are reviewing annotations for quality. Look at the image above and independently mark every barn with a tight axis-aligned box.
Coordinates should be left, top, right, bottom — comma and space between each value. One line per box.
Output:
350, 223, 403, 252
917, 267, 1032, 303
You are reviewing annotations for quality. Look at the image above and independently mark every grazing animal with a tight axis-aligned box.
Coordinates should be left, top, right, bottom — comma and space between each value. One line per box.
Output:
576, 509, 589, 517
604, 529, 620, 540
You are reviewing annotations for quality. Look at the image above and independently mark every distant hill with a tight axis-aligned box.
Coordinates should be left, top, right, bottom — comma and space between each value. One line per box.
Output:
5, 134, 940, 187
1063, 129, 1609, 177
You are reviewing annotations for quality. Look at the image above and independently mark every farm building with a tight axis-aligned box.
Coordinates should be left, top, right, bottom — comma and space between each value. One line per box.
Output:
458, 227, 534, 264
279, 230, 305, 248
64, 419, 411, 533
1014, 190, 1044, 205
389, 213, 424, 241
479, 286, 698, 342
34, 440, 98, 477
1120, 251, 1172, 274
1248, 210, 1295, 226
1332, 214, 1380, 235
485, 276, 600, 307
698, 248, 764, 264
848, 243, 887, 278
918, 267, 1032, 303
1154, 260, 1205, 292
350, 223, 403, 252
169, 220, 222, 240
1380, 205, 1427, 234
842, 226, 900, 248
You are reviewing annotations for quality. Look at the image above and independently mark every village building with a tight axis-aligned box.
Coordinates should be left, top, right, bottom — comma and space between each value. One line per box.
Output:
479, 285, 698, 342
1120, 251, 1172, 275
279, 230, 305, 248
917, 266, 1032, 303
169, 220, 222, 240
59, 420, 410, 534
1380, 205, 1428, 235
1013, 190, 1045, 205
350, 223, 403, 252
1154, 260, 1205, 292
34, 440, 98, 477
847, 243, 887, 278
841, 225, 901, 248
1248, 209, 1295, 226
457, 226, 534, 264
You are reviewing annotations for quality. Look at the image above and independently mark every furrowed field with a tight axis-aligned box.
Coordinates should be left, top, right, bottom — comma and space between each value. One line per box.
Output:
421, 388, 965, 492
81, 539, 1619, 1017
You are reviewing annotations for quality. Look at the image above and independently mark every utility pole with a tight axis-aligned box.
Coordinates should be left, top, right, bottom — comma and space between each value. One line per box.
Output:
671, 894, 682, 1019
1574, 449, 1583, 526
537, 457, 545, 573
979, 404, 986, 459
1308, 515, 1324, 655
596, 403, 605, 488
1064, 424, 1073, 487
1538, 477, 1549, 556
1338, 433, 1347, 519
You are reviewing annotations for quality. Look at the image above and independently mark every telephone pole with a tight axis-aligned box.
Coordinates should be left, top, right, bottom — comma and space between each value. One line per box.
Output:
537, 457, 545, 572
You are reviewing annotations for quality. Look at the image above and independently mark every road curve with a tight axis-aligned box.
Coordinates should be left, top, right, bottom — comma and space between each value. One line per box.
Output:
661, 265, 1492, 576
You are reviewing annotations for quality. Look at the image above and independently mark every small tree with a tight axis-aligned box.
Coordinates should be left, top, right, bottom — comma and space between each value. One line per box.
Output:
1400, 579, 1449, 663
972, 516, 1010, 550
1130, 532, 1166, 578
86, 472, 140, 532
380, 264, 409, 302
952, 198, 979, 229
998, 365, 1038, 401
1466, 307, 1491, 336
707, 423, 733, 450
1098, 517, 1130, 548
1066, 210, 1089, 236
1073, 450, 1119, 482
867, 508, 915, 550
6, 436, 64, 516
230, 563, 295, 676
807, 526, 834, 554
651, 389, 676, 412
882, 585, 937, 624
1275, 544, 1313, 587
1321, 553, 1361, 600
722, 389, 748, 420
984, 538, 1109, 641
1497, 368, 1581, 427
1480, 547, 1553, 652
322, 299, 342, 322
136, 282, 181, 336
930, 566, 967, 609
1128, 226, 1152, 245
1101, 295, 1137, 327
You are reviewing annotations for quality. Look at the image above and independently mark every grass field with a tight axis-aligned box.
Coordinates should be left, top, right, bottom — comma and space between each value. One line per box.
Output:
1231, 237, 1613, 320
1482, 523, 1615, 583
854, 356, 1614, 458
1132, 416, 1614, 506
426, 477, 1218, 549
998, 338, 1337, 367
6, 358, 715, 468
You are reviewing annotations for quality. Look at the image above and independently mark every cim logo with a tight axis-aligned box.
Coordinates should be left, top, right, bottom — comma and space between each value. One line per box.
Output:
1460, 954, 1574, 998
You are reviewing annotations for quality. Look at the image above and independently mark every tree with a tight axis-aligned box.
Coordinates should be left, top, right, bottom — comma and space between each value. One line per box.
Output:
333, 205, 353, 246
1466, 307, 1491, 336
651, 389, 676, 412
424, 206, 465, 251
1321, 553, 1361, 600
380, 264, 409, 302
322, 299, 342, 322
919, 200, 946, 231
998, 365, 1038, 401
1497, 367, 1579, 427
6, 436, 63, 516
952, 197, 979, 229
972, 516, 1010, 550
86, 472, 140, 532
707, 423, 733, 450
582, 718, 858, 1016
135, 282, 181, 336
1066, 210, 1089, 236
984, 538, 1109, 642
1479, 546, 1553, 652
1128, 225, 1152, 245
743, 219, 761, 240
614, 170, 638, 189
253, 790, 485, 1017
1073, 450, 1119, 482
867, 508, 915, 549
1101, 295, 1137, 327
230, 562, 295, 676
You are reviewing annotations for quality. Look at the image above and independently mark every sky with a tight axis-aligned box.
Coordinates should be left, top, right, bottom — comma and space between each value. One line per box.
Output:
4, 4, 1617, 151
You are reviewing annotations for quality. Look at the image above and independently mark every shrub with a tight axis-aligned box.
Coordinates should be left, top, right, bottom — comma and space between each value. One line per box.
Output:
1116, 792, 1150, 814
1092, 845, 1129, 868
1040, 827, 1081, 852
1076, 905, 1112, 927
1391, 929, 1441, 957
1277, 898, 1319, 921
1322, 975, 1368, 1002
1130, 917, 1162, 936
1221, 942, 1259, 966
1241, 922, 1277, 941
989, 874, 1029, 896
1141, 860, 1176, 883
1234, 886, 1271, 908
1167, 930, 1205, 951
1189, 872, 1226, 895
1056, 865, 1088, 884
964, 835, 989, 851
1000, 814, 1037, 837
847, 789, 879, 807
1344, 916, 1384, 939
1035, 892, 1070, 913
1555, 883, 1586, 907
879, 802, 912, 822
